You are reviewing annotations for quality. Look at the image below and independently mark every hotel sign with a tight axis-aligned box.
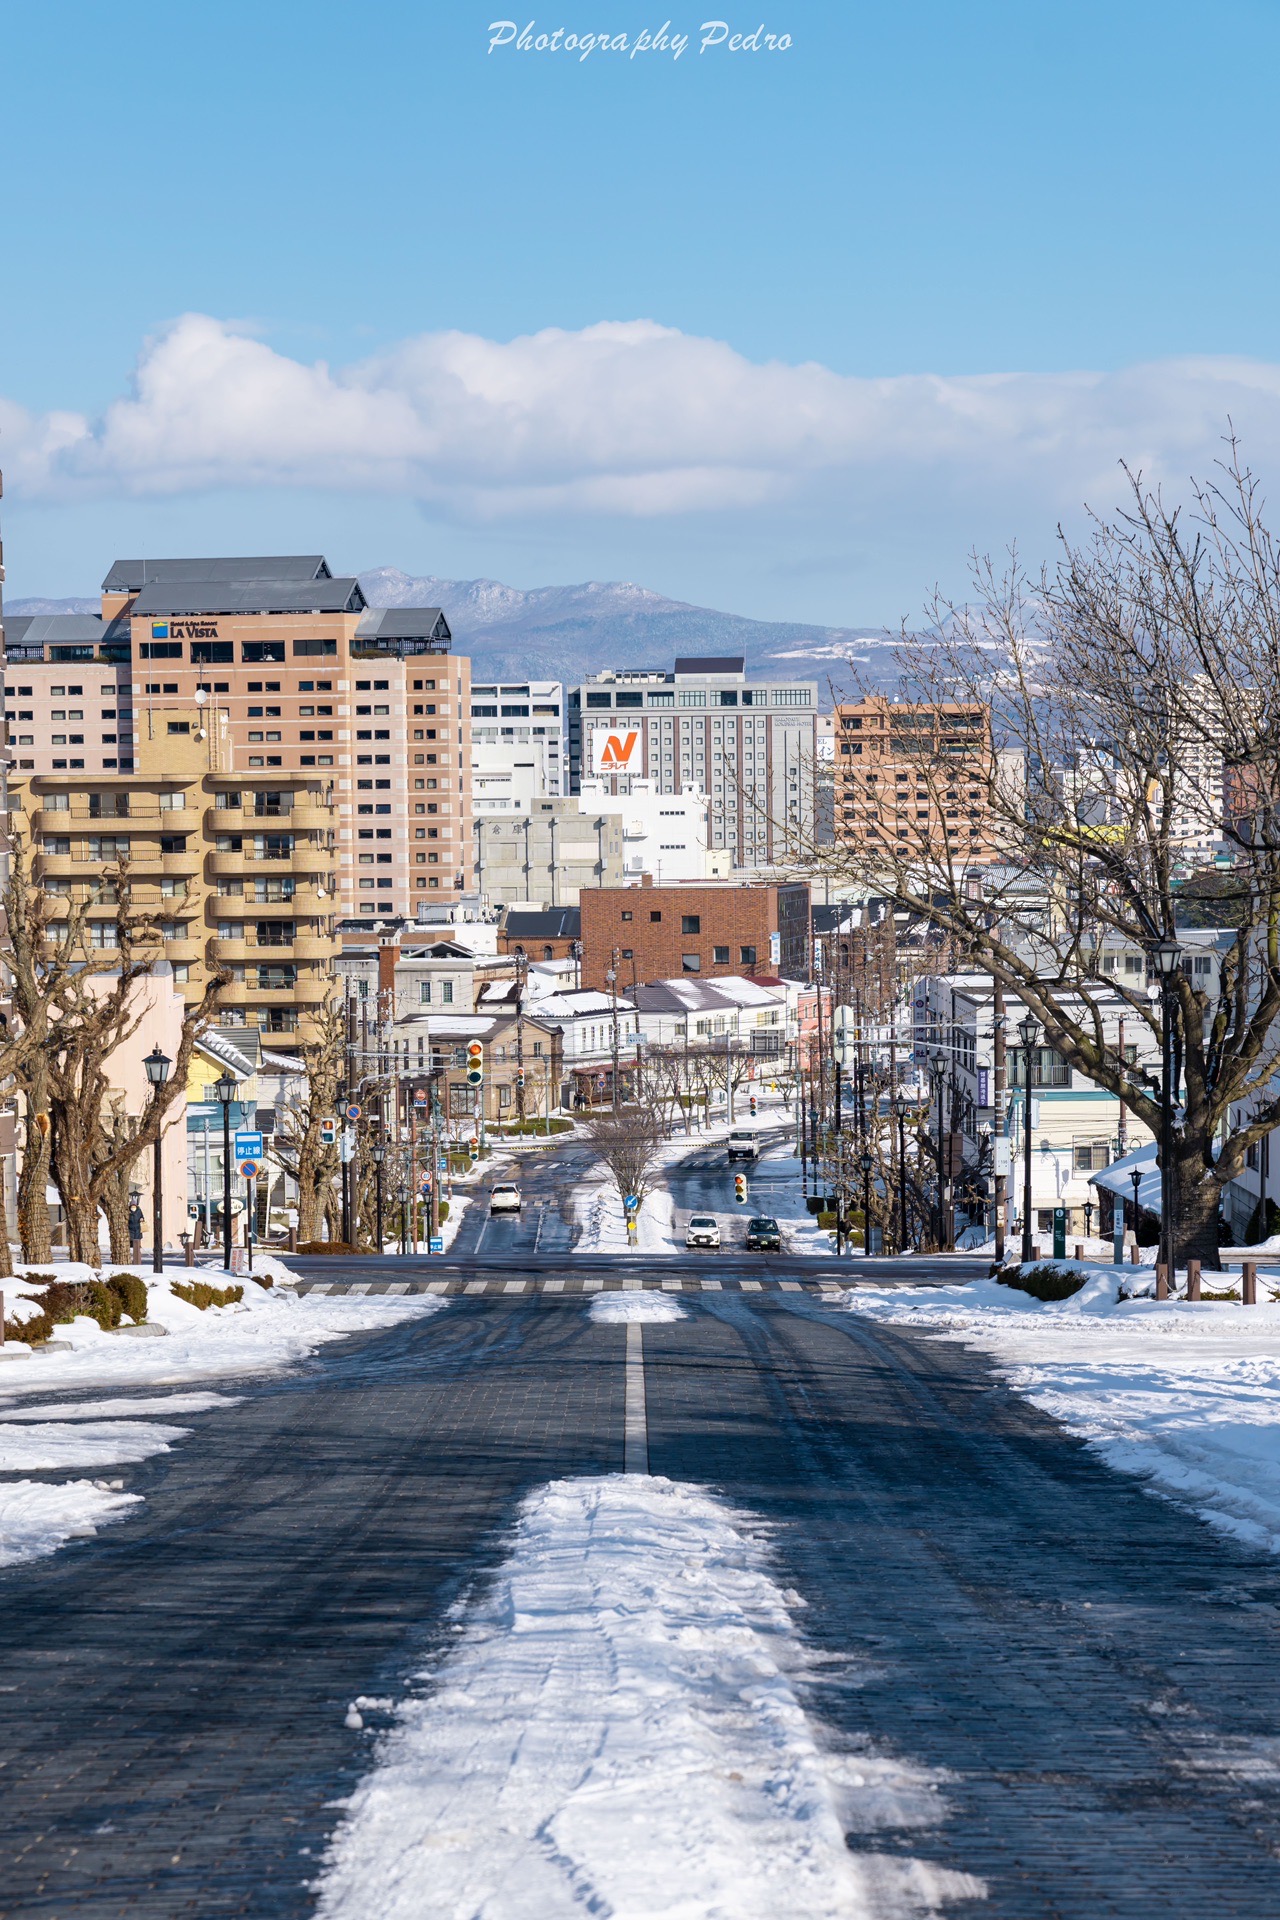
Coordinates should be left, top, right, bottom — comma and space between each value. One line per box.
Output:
590, 726, 643, 774
152, 619, 219, 641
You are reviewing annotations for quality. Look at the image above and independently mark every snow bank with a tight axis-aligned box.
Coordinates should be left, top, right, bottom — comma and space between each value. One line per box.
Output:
844, 1270, 1280, 1553
315, 1475, 981, 1920
588, 1290, 687, 1323
0, 1418, 190, 1472
0, 1478, 142, 1568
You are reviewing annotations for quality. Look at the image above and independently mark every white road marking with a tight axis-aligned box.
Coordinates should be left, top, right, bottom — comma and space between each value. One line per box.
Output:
385, 1282, 410, 1295
624, 1323, 648, 1474
426, 1281, 449, 1293
700, 1278, 723, 1290
542, 1278, 565, 1292
779, 1281, 802, 1291
660, 1278, 683, 1291
740, 1280, 762, 1292
465, 1281, 488, 1294
504, 1280, 527, 1294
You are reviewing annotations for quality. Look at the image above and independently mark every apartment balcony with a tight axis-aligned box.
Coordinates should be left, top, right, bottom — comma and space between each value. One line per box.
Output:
290, 844, 331, 877
286, 803, 334, 832
220, 975, 332, 1008
292, 933, 337, 961
208, 894, 305, 919
210, 849, 290, 878
34, 855, 81, 880
160, 808, 193, 834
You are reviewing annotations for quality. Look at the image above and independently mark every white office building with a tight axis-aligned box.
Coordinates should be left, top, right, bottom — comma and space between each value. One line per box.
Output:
577, 774, 724, 882
470, 680, 564, 812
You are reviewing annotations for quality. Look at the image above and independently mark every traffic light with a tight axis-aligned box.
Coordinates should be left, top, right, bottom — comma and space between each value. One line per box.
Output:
515, 1066, 526, 1088
466, 1040, 484, 1087
749, 1094, 757, 1116
734, 1173, 748, 1203
320, 1117, 337, 1147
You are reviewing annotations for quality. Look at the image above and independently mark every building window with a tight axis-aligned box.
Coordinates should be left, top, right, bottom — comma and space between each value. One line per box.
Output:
740, 945, 756, 966
681, 914, 701, 934
682, 953, 701, 973
713, 945, 730, 964
649, 910, 662, 923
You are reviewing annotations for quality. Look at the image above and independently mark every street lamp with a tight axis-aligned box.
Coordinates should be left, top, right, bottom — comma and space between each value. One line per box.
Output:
1017, 1014, 1041, 1264
1150, 938, 1183, 1280
213, 1074, 237, 1272
860, 1148, 874, 1258
1130, 1163, 1143, 1259
371, 1141, 386, 1252
143, 1046, 172, 1275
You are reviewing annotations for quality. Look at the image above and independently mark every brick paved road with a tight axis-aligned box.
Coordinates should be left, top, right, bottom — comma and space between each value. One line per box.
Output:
3, 1285, 1280, 1915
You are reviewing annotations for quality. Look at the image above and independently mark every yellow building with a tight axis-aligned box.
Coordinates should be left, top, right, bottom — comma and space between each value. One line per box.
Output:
13, 705, 338, 1039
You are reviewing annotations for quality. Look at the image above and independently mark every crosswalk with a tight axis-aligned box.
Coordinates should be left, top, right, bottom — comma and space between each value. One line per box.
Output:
295, 1275, 845, 1298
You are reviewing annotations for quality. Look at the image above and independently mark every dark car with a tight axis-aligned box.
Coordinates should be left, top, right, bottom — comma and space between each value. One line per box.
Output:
744, 1215, 781, 1252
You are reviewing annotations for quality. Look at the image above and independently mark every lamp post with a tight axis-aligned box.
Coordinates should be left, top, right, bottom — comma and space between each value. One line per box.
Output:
1018, 1014, 1041, 1264
143, 1046, 172, 1275
860, 1148, 874, 1257
1150, 938, 1183, 1280
931, 1050, 948, 1252
372, 1142, 386, 1252
213, 1074, 237, 1272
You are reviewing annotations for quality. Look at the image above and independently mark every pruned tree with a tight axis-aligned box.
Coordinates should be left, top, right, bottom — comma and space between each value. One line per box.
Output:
809, 444, 1280, 1265
583, 1105, 665, 1223
274, 1000, 343, 1243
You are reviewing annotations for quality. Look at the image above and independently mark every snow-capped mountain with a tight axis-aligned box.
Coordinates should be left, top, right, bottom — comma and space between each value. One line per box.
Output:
6, 573, 897, 689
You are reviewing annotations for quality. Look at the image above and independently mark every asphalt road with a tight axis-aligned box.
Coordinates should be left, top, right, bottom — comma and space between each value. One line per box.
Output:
4, 1281, 1280, 1915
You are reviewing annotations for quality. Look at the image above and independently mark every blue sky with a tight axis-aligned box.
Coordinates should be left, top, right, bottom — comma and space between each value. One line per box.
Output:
5, 0, 1280, 623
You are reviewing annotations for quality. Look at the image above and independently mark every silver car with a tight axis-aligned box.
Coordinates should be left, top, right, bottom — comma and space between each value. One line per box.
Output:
489, 1182, 522, 1214
685, 1214, 721, 1249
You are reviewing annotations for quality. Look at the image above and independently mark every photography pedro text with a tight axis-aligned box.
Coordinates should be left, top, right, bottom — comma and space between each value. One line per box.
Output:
488, 19, 792, 60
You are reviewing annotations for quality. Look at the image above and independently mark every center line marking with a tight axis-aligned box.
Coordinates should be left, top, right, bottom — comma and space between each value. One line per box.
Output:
624, 1322, 649, 1474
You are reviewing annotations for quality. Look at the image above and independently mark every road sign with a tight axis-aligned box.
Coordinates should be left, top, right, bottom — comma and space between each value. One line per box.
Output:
345, 1103, 361, 1121
624, 1194, 638, 1210
413, 1088, 428, 1106
234, 1131, 263, 1160
239, 1161, 259, 1181
429, 1236, 444, 1254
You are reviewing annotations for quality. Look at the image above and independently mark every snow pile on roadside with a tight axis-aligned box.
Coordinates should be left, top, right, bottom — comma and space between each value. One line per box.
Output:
315, 1475, 981, 1920
0, 1418, 190, 1471
570, 1161, 679, 1254
0, 1477, 141, 1568
846, 1270, 1280, 1553
589, 1290, 687, 1323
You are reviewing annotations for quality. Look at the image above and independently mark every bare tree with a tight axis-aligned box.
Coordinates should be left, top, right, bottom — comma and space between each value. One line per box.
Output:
583, 1106, 665, 1224
811, 447, 1280, 1265
274, 1001, 343, 1243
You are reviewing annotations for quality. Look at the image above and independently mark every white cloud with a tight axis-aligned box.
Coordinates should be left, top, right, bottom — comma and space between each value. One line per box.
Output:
6, 313, 1280, 524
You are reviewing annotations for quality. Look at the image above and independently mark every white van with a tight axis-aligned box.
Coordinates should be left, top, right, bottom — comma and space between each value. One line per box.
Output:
727, 1130, 760, 1161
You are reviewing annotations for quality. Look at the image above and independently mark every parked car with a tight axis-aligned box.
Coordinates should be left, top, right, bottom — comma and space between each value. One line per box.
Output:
489, 1182, 522, 1214
727, 1130, 760, 1161
744, 1216, 781, 1252
685, 1214, 721, 1249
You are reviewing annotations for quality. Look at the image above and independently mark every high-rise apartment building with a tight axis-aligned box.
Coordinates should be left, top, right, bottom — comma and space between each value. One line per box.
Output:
12, 706, 339, 1039
567, 656, 817, 867
833, 695, 995, 865
4, 555, 473, 925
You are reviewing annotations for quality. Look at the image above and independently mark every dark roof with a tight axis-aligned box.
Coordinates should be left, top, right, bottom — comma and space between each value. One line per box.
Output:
811, 902, 861, 934
5, 613, 106, 644
103, 556, 331, 592
130, 578, 365, 616
502, 907, 581, 940
673, 655, 745, 676
356, 607, 451, 644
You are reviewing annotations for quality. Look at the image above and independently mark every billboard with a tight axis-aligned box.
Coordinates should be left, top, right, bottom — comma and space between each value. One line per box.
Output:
590, 726, 644, 775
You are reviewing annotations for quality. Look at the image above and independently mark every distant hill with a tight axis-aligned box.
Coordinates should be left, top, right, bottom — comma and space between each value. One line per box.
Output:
6, 572, 897, 690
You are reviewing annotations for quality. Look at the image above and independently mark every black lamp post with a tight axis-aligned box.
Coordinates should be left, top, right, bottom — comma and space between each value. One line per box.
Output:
860, 1148, 874, 1257
143, 1045, 172, 1274
1130, 1164, 1143, 1251
372, 1142, 386, 1251
1150, 938, 1183, 1278
213, 1073, 237, 1272
930, 1053, 947, 1251
1018, 1014, 1041, 1263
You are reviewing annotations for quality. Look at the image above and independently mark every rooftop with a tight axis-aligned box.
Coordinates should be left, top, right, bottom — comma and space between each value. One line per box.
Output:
131, 577, 366, 616
104, 556, 332, 593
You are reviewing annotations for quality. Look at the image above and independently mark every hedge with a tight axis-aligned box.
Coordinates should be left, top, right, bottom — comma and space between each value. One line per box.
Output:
996, 1263, 1088, 1302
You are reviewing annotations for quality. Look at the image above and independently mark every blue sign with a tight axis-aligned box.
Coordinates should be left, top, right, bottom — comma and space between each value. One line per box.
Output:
624, 1194, 639, 1211
234, 1131, 263, 1160
429, 1236, 444, 1254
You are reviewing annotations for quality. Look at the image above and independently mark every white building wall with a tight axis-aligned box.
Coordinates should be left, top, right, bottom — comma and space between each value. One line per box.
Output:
577, 775, 710, 881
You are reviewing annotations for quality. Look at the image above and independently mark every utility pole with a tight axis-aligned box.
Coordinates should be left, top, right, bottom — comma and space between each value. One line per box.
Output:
993, 982, 1007, 1263
1116, 1013, 1127, 1155
607, 948, 621, 1112
514, 949, 528, 1124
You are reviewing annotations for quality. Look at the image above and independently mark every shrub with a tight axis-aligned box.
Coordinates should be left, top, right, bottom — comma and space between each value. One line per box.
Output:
39, 1281, 93, 1324
3, 1311, 53, 1345
20, 1271, 57, 1286
106, 1273, 148, 1324
85, 1281, 123, 1329
816, 1210, 838, 1230
437, 1201, 449, 1224
296, 1240, 365, 1255
996, 1263, 1088, 1302
250, 1273, 274, 1290
171, 1281, 244, 1310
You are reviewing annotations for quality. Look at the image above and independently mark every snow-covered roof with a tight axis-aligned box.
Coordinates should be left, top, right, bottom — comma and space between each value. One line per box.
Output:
195, 1030, 257, 1079
537, 989, 630, 1019
259, 1048, 304, 1074
397, 1013, 499, 1038
632, 976, 782, 1014
1090, 1142, 1160, 1214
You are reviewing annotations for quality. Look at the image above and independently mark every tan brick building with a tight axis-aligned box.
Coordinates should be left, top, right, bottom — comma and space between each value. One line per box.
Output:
579, 877, 810, 990
13, 706, 339, 1039
4, 555, 473, 926
833, 696, 994, 865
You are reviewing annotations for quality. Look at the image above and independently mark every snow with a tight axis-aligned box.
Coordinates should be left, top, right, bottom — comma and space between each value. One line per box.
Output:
844, 1263, 1280, 1554
314, 1475, 982, 1920
0, 1478, 142, 1569
0, 1259, 447, 1572
0, 1419, 190, 1471
589, 1290, 687, 1322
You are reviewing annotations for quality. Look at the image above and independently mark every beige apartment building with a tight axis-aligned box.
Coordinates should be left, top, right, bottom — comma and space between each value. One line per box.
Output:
12, 706, 339, 1039
4, 554, 472, 926
833, 695, 996, 866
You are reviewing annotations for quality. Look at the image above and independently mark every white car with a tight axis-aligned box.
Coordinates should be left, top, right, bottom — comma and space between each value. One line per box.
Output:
489, 1182, 522, 1214
686, 1214, 721, 1249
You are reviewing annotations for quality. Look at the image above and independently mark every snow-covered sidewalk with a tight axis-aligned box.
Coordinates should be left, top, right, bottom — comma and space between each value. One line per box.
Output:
315, 1474, 981, 1920
0, 1259, 446, 1569
845, 1264, 1280, 1555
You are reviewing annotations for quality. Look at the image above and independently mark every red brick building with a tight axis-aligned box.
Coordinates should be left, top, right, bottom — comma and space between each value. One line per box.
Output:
579, 878, 810, 989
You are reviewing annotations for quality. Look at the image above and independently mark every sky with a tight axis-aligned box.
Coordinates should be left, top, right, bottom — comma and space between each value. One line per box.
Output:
5, 0, 1280, 625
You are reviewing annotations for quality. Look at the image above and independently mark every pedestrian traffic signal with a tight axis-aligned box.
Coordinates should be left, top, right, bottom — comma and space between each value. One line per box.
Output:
466, 1039, 484, 1087
320, 1117, 337, 1147
734, 1173, 748, 1203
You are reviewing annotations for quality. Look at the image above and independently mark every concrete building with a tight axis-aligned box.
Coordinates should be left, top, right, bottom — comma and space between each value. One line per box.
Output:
567, 656, 818, 867
474, 800, 624, 908
470, 679, 565, 813
579, 877, 811, 990
4, 554, 473, 923
578, 775, 717, 882
14, 704, 339, 1040
834, 695, 995, 867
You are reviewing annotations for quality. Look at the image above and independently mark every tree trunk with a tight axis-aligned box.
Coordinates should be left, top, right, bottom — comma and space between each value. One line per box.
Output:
18, 1090, 51, 1265
0, 1159, 13, 1278
100, 1167, 133, 1265
1170, 1143, 1224, 1270
51, 1099, 102, 1266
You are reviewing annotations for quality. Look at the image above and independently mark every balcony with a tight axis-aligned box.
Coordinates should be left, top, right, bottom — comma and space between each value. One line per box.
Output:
221, 976, 333, 1008
290, 844, 331, 877
287, 803, 333, 832
292, 933, 336, 961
